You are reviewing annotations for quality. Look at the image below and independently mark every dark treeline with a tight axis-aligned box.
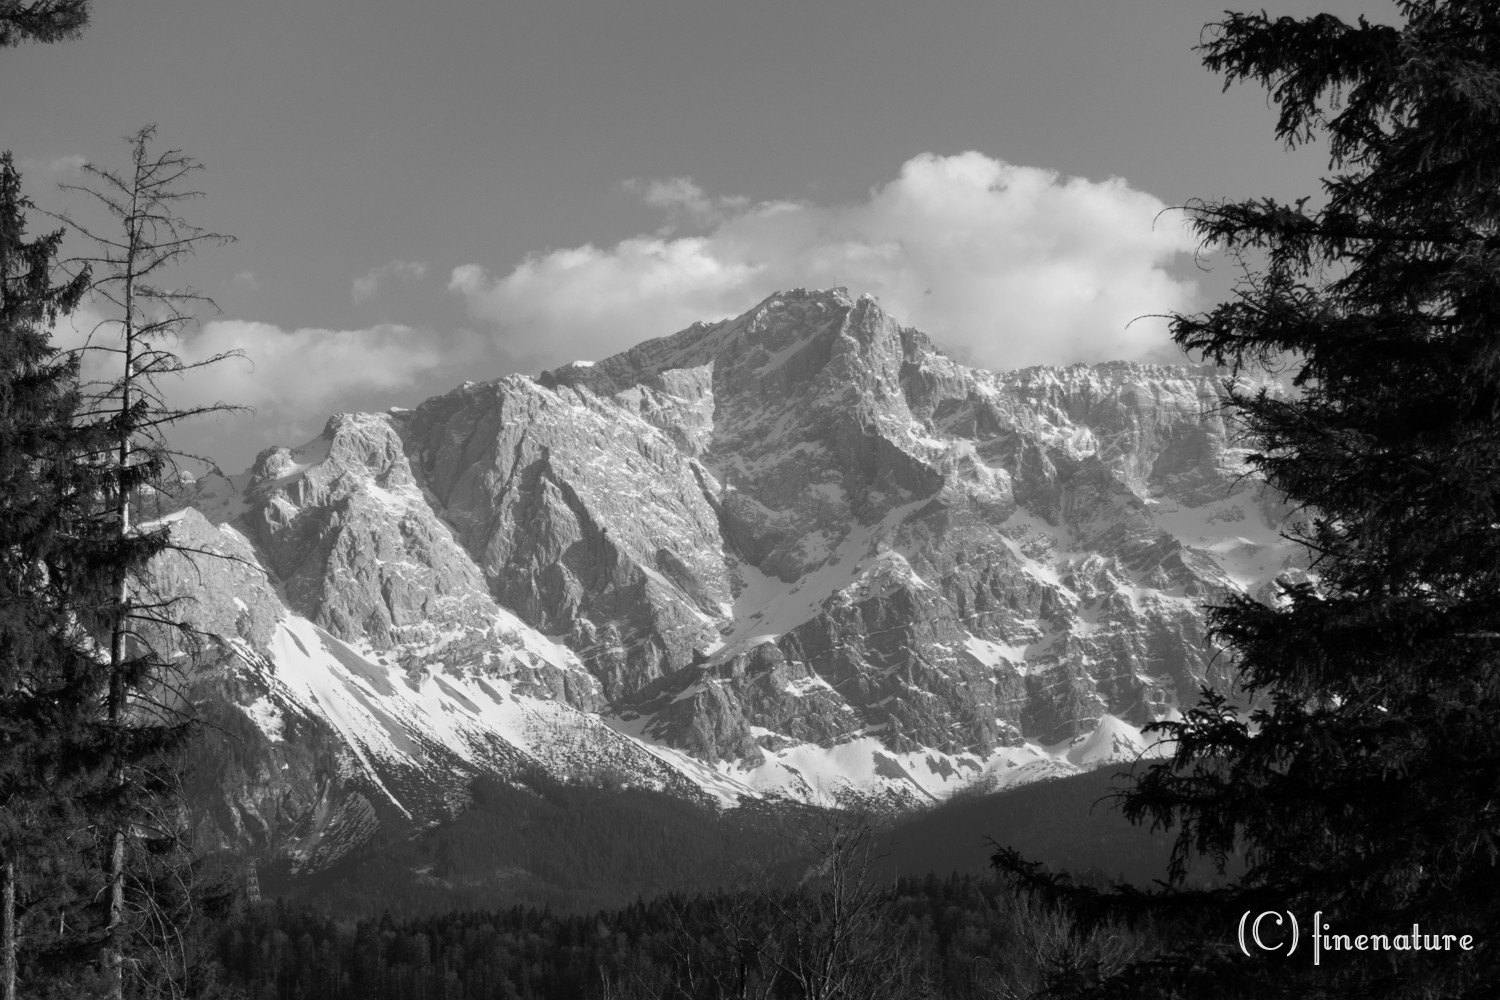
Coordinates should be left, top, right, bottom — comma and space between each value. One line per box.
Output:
210, 869, 1148, 1000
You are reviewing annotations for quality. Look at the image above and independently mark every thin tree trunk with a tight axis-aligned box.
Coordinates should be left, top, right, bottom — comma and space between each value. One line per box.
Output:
102, 179, 139, 1000
103, 366, 132, 1000
104, 586, 128, 1000
3, 859, 15, 1000
104, 495, 129, 1000
104, 826, 125, 1000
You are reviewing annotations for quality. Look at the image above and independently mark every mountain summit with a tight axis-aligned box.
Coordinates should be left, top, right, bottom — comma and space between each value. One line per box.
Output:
163, 288, 1296, 869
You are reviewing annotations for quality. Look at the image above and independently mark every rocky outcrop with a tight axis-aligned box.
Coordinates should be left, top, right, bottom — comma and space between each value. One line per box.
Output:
235, 412, 605, 708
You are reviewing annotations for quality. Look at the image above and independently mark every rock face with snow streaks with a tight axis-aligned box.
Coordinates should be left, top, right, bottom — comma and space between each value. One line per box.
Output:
163, 287, 1298, 865
521, 289, 1271, 751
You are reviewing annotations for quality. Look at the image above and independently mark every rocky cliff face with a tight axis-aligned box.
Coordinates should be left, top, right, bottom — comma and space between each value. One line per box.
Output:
161, 288, 1299, 864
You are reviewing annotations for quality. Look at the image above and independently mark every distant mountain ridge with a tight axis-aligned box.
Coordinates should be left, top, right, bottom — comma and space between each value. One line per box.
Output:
157, 287, 1298, 871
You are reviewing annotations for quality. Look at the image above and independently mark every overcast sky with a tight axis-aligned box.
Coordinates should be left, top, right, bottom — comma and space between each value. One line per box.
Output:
2, 0, 1394, 469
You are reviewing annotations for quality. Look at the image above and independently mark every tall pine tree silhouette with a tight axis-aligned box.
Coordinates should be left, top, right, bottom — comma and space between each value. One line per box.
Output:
0, 4, 96, 997
996, 2, 1500, 997
0, 156, 163, 999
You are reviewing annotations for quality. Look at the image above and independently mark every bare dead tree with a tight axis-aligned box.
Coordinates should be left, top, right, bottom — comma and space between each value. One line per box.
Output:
979, 880, 1150, 1000
757, 810, 927, 1000
55, 124, 240, 1000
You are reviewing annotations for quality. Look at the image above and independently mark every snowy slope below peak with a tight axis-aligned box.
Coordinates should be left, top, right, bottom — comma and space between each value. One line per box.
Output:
604, 712, 1166, 810
234, 611, 736, 827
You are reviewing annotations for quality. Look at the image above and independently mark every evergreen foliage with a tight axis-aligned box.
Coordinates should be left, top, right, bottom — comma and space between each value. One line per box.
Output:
0, 0, 88, 47
997, 2, 1500, 996
0, 154, 164, 999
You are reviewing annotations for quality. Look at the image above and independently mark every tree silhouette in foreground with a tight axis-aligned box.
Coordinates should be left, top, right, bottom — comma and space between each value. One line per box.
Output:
996, 3, 1500, 997
0, 154, 162, 1000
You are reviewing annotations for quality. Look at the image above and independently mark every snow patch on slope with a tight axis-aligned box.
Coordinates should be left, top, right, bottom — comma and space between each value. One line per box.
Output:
1150, 488, 1296, 592
715, 499, 931, 653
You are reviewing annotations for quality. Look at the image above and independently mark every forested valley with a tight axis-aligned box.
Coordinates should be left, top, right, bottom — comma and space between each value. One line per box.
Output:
208, 870, 1143, 1000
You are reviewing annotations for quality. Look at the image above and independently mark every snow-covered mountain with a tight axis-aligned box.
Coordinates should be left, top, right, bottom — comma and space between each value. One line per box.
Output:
157, 287, 1298, 871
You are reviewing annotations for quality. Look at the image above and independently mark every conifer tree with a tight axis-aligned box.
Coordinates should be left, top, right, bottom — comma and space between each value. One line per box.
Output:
998, 3, 1500, 997
0, 149, 86, 1000
0, 155, 156, 1000
0, 0, 88, 47
1, 12, 103, 1000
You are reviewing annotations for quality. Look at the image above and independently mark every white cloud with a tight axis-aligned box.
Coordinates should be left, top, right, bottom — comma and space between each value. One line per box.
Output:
453, 152, 1199, 371
231, 270, 261, 291
352, 258, 429, 304
171, 319, 449, 417
55, 306, 475, 468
